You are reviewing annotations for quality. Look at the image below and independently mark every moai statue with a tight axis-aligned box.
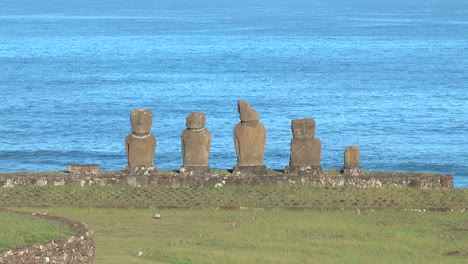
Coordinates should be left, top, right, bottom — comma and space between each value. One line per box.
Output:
125, 109, 157, 173
180, 111, 211, 174
341, 145, 363, 176
285, 118, 323, 176
233, 99, 267, 174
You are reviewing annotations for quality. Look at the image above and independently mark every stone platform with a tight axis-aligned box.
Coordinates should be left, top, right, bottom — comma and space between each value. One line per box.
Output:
0, 169, 454, 189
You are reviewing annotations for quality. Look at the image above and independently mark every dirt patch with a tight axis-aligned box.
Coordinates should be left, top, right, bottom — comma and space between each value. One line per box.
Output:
442, 251, 468, 257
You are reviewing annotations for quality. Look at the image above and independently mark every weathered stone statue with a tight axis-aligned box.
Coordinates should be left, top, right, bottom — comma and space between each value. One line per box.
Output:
125, 109, 157, 173
341, 145, 363, 176
285, 118, 322, 176
180, 111, 211, 173
233, 99, 267, 174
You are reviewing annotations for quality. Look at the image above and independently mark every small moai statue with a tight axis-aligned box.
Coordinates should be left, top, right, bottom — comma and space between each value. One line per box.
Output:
233, 99, 267, 174
285, 118, 323, 176
125, 109, 157, 174
341, 145, 363, 176
180, 111, 211, 174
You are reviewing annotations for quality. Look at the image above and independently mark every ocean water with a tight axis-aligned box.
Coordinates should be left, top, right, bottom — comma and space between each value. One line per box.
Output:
0, 0, 467, 187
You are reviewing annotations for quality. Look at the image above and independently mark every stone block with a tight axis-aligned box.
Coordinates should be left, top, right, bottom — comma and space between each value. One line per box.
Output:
233, 165, 268, 175
180, 166, 211, 174
124, 165, 157, 176
67, 164, 100, 174
289, 138, 322, 167
284, 165, 323, 176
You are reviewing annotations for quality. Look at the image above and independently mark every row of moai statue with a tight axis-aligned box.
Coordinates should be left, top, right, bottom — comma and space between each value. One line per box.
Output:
125, 99, 362, 175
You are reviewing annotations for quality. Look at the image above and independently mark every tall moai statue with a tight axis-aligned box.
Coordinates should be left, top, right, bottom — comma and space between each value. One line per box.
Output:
180, 111, 211, 174
233, 99, 267, 174
125, 109, 157, 173
341, 145, 363, 176
285, 118, 323, 176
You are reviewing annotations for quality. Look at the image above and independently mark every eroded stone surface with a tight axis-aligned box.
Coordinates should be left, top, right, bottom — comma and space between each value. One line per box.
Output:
0, 171, 454, 188
125, 109, 157, 167
234, 100, 266, 168
181, 111, 211, 171
238, 99, 260, 122
291, 118, 316, 139
67, 164, 100, 174
186, 111, 206, 129
344, 145, 360, 168
289, 138, 322, 167
180, 166, 211, 174
284, 165, 323, 176
233, 165, 268, 175
287, 119, 322, 174
341, 146, 363, 176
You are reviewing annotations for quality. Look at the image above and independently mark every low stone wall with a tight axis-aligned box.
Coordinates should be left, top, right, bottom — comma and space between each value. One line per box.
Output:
0, 209, 95, 264
0, 170, 453, 189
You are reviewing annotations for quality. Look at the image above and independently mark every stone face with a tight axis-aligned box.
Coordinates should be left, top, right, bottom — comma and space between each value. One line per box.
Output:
288, 119, 322, 167
131, 109, 153, 134
126, 109, 157, 167
234, 100, 266, 167
291, 119, 316, 139
181, 111, 211, 168
344, 145, 360, 168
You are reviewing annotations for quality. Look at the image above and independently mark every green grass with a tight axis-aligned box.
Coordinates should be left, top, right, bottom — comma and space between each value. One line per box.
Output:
1, 185, 467, 210
0, 212, 74, 250
2, 185, 467, 263
16, 207, 468, 264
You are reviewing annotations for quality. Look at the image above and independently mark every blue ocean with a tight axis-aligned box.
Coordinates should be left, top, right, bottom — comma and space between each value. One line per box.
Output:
0, 0, 467, 188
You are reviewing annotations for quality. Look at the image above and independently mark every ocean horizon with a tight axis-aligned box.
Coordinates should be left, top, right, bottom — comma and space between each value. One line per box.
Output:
0, 0, 467, 187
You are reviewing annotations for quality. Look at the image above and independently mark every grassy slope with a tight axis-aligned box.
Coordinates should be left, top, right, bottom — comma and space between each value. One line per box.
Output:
0, 213, 74, 250
1, 185, 467, 210
21, 207, 468, 264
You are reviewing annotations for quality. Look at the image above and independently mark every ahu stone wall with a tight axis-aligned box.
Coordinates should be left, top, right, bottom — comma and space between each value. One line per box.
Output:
0, 209, 95, 264
0, 169, 454, 189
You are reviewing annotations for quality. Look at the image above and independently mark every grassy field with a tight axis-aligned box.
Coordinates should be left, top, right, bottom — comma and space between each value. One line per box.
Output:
16, 207, 468, 264
0, 212, 74, 250
1, 185, 467, 263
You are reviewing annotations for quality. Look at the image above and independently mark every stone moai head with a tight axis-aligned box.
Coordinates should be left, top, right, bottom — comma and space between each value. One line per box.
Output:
344, 145, 360, 168
291, 119, 316, 139
186, 111, 206, 129
130, 109, 153, 134
238, 99, 260, 122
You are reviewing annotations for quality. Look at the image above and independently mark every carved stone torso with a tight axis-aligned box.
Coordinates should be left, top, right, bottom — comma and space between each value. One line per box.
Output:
125, 134, 156, 166
289, 138, 322, 167
181, 129, 211, 166
344, 145, 360, 168
234, 121, 266, 166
